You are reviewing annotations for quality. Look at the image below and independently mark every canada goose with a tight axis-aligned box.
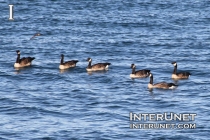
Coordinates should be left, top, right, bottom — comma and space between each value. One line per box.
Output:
130, 64, 150, 78
14, 50, 35, 68
148, 73, 178, 89
59, 54, 78, 70
171, 62, 191, 79
30, 33, 41, 40
86, 58, 111, 72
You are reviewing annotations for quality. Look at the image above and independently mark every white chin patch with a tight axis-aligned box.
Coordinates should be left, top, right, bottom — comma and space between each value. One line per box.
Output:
18, 52, 20, 54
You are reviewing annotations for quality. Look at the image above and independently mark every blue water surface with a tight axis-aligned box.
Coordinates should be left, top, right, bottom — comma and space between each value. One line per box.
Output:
0, 0, 210, 139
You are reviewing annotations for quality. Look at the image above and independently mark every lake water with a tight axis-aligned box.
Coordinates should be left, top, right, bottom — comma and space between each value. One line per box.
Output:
0, 0, 210, 139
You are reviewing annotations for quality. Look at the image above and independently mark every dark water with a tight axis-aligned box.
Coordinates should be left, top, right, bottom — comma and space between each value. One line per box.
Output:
0, 0, 210, 139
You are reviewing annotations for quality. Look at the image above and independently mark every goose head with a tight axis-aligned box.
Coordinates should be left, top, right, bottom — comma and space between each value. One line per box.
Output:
171, 62, 177, 66
130, 64, 136, 68
16, 50, 20, 54
87, 58, 92, 62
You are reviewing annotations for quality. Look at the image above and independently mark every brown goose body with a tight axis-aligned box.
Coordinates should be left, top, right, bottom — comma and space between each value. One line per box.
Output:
59, 54, 78, 70
130, 64, 150, 78
148, 73, 178, 89
86, 58, 111, 72
171, 62, 191, 79
14, 50, 35, 68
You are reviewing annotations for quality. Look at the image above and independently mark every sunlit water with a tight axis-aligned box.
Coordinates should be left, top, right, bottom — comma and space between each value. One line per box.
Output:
0, 0, 210, 139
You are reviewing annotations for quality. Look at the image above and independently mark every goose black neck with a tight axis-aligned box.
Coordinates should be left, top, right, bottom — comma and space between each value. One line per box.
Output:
88, 61, 91, 68
149, 76, 153, 84
16, 54, 20, 63
173, 65, 177, 74
60, 57, 64, 65
132, 67, 135, 74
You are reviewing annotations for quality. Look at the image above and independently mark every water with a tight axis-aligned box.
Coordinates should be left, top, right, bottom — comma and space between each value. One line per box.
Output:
0, 0, 210, 139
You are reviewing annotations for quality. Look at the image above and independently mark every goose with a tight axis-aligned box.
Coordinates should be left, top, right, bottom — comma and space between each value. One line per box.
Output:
148, 73, 178, 89
171, 62, 191, 79
59, 54, 78, 70
14, 50, 35, 68
130, 64, 150, 78
30, 33, 41, 40
86, 58, 111, 72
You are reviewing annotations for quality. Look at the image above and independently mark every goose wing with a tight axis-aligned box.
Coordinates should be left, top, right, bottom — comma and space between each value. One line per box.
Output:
176, 72, 191, 78
91, 63, 111, 69
154, 82, 178, 89
153, 82, 170, 89
63, 60, 78, 66
167, 83, 178, 87
134, 69, 150, 76
20, 57, 35, 65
